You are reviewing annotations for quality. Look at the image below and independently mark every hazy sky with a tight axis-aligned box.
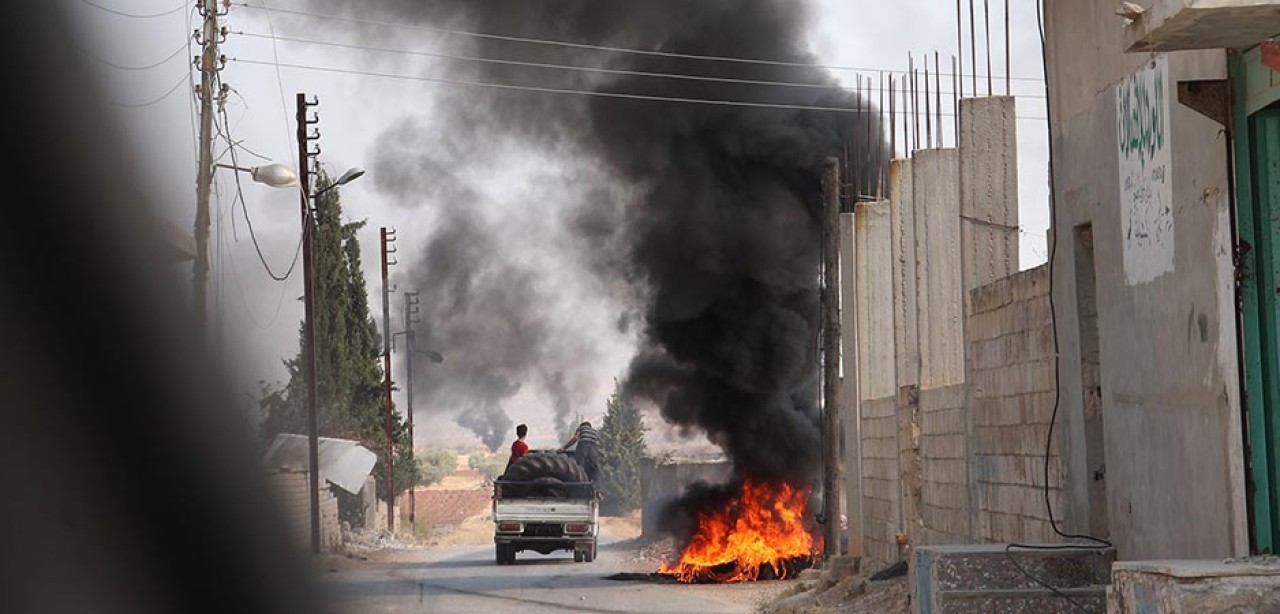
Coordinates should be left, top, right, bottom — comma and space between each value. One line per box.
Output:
68, 0, 1049, 450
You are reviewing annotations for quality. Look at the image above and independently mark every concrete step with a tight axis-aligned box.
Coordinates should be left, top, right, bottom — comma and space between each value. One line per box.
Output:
939, 586, 1108, 614
912, 543, 1116, 614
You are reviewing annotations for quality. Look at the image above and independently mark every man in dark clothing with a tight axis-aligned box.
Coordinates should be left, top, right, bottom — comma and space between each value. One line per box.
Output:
506, 424, 529, 469
560, 421, 601, 485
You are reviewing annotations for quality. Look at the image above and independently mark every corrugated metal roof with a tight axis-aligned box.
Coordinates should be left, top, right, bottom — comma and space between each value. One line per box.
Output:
264, 434, 378, 495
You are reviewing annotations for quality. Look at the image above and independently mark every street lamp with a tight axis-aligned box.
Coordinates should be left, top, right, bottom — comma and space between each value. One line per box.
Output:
215, 162, 299, 188
314, 167, 365, 197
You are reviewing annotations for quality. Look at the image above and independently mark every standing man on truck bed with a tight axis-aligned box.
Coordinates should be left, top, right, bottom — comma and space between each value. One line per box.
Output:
560, 421, 601, 485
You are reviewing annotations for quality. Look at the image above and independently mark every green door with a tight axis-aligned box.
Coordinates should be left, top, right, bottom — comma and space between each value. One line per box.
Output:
1233, 52, 1280, 553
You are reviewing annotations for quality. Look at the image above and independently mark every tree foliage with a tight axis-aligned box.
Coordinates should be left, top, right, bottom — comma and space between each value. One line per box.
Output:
258, 172, 419, 513
416, 447, 458, 488
468, 453, 509, 482
597, 381, 646, 516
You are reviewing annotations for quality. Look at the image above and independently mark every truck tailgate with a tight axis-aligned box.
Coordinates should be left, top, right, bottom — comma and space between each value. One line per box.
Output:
494, 499, 593, 522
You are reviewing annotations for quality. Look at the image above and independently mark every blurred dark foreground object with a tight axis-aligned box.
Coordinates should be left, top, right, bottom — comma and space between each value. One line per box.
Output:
0, 3, 326, 613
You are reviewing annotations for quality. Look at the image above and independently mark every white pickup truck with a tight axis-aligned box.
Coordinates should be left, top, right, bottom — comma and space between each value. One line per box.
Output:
492, 451, 599, 565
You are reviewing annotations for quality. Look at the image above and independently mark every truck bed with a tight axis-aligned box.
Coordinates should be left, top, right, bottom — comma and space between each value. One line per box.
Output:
493, 498, 594, 522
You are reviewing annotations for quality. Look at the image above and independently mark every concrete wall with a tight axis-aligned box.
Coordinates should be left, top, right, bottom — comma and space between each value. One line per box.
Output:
268, 468, 341, 552
968, 266, 1067, 544
855, 201, 900, 567
639, 459, 732, 538
1046, 0, 1247, 559
913, 150, 965, 389
861, 396, 900, 566
918, 384, 971, 545
891, 160, 920, 390
959, 96, 1020, 293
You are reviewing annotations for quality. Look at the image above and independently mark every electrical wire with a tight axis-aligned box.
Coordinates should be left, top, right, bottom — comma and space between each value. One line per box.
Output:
214, 88, 304, 282
225, 207, 296, 330
235, 2, 1045, 83
109, 73, 189, 108
255, 0, 301, 170
79, 0, 190, 18
82, 41, 187, 71
186, 4, 200, 180
228, 57, 1050, 119
997, 3, 1113, 612
233, 30, 1049, 100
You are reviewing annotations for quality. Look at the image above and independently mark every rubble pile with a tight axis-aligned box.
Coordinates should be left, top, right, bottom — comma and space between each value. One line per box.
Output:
761, 556, 909, 614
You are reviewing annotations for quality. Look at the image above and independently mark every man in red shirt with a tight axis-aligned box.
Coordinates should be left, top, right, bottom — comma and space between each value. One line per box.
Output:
506, 424, 529, 469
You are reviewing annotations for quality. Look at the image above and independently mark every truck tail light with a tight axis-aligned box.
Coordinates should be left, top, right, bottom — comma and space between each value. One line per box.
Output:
564, 523, 591, 535
497, 522, 523, 533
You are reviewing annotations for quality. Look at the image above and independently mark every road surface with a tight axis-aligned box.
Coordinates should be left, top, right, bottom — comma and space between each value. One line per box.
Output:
323, 531, 788, 613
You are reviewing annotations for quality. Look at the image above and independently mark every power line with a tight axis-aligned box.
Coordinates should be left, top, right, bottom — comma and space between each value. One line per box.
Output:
228, 57, 1049, 119
82, 41, 187, 71
224, 213, 298, 330
109, 73, 189, 108
234, 30, 1047, 100
234, 2, 1045, 83
79, 0, 190, 18
214, 87, 304, 282
258, 0, 301, 171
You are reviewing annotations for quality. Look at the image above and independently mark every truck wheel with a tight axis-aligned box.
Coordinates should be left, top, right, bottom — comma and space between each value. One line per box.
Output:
574, 550, 584, 563
495, 544, 506, 565
503, 452, 588, 484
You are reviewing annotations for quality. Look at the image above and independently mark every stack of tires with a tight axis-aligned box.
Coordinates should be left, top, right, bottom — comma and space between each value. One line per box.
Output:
500, 451, 588, 498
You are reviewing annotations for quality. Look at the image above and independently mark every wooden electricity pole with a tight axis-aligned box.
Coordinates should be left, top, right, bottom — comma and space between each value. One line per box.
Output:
822, 157, 843, 559
192, 0, 220, 327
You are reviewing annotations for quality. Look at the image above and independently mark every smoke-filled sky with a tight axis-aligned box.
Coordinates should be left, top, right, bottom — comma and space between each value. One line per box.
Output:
66, 0, 1050, 455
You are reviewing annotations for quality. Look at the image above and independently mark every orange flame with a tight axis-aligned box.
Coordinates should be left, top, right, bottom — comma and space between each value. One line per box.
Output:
659, 477, 822, 583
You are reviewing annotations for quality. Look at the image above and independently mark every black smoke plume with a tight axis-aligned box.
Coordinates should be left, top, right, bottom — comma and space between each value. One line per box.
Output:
311, 1, 886, 478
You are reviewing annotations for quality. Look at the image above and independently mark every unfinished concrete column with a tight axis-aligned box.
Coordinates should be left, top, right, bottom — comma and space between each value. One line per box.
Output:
890, 158, 923, 549
912, 148, 969, 545
913, 149, 965, 388
855, 200, 898, 566
960, 96, 1020, 542
839, 211, 862, 559
959, 96, 1020, 293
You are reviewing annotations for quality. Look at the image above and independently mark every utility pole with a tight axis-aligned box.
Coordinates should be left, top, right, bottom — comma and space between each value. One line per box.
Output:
193, 0, 223, 328
402, 291, 420, 527
380, 227, 398, 532
297, 92, 321, 554
822, 157, 843, 559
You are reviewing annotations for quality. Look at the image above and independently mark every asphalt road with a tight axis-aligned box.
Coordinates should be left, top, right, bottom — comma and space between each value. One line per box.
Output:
323, 533, 785, 614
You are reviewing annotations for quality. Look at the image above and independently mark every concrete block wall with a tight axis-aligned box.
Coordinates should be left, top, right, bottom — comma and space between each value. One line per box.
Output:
861, 396, 901, 566
967, 266, 1067, 544
268, 468, 341, 552
919, 384, 971, 545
